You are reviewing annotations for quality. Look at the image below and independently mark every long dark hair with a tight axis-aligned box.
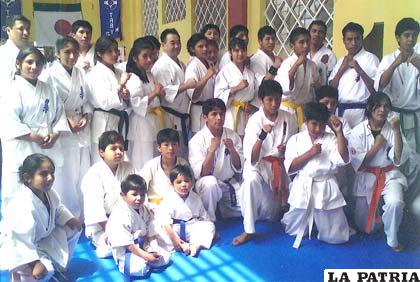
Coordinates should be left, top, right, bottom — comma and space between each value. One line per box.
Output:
15, 47, 46, 77
126, 37, 153, 83
94, 35, 118, 64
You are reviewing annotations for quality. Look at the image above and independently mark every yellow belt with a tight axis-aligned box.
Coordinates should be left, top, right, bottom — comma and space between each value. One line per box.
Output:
231, 100, 248, 132
281, 100, 303, 129
150, 106, 165, 130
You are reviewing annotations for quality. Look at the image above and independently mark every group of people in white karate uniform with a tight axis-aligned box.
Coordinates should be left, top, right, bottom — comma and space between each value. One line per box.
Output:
0, 13, 419, 280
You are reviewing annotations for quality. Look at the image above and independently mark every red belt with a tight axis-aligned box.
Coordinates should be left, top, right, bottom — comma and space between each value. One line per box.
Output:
262, 155, 288, 203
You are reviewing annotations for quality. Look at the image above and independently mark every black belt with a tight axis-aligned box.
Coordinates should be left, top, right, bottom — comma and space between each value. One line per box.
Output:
94, 108, 129, 150
337, 102, 366, 117
161, 106, 190, 144
192, 101, 205, 106
223, 178, 237, 207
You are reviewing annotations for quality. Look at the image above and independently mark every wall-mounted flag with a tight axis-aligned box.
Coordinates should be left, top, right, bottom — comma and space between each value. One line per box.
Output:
99, 0, 121, 38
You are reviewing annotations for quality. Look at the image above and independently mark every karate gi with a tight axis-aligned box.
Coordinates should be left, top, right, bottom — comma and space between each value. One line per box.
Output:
81, 160, 136, 257
106, 199, 170, 277
125, 72, 162, 171
375, 49, 420, 153
1, 187, 80, 281
275, 54, 320, 128
76, 45, 95, 73
159, 189, 215, 251
0, 76, 69, 214
218, 51, 231, 70
250, 49, 274, 86
282, 131, 350, 247
86, 62, 128, 162
348, 120, 407, 248
0, 39, 20, 85
240, 108, 298, 234
140, 156, 189, 204
151, 53, 190, 157
42, 61, 91, 219
214, 62, 258, 135
329, 49, 379, 128
189, 126, 243, 221
307, 45, 337, 86
185, 56, 216, 133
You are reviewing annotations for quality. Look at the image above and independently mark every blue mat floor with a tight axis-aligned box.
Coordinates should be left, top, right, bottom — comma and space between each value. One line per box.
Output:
1, 215, 420, 282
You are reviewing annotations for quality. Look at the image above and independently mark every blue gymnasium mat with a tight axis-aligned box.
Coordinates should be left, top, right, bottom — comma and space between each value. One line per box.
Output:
1, 216, 419, 282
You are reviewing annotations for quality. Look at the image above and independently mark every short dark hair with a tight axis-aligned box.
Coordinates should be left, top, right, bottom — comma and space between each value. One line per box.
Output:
187, 33, 207, 56
56, 36, 80, 52
308, 20, 327, 33
160, 28, 180, 43
201, 24, 220, 36
304, 102, 330, 122
156, 128, 179, 145
202, 98, 226, 116
206, 39, 219, 49
229, 24, 248, 39
365, 92, 392, 119
94, 35, 118, 63
289, 27, 310, 44
71, 20, 92, 34
144, 35, 161, 49
169, 164, 193, 183
258, 80, 283, 100
229, 37, 247, 51
121, 174, 147, 194
258, 26, 276, 41
342, 22, 364, 37
98, 131, 125, 151
395, 17, 420, 36
18, 154, 55, 184
6, 15, 30, 28
315, 85, 338, 102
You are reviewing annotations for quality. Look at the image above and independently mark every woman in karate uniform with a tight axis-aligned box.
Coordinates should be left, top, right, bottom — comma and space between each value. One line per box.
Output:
41, 36, 91, 219
86, 35, 130, 162
125, 38, 165, 171
185, 33, 217, 134
0, 47, 69, 214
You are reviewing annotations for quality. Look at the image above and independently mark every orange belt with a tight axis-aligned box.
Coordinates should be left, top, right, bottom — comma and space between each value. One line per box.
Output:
364, 164, 394, 233
262, 155, 288, 203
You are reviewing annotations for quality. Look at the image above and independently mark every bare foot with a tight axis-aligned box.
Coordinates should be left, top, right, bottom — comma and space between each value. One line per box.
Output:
190, 244, 201, 257
232, 232, 255, 246
392, 244, 404, 252
180, 242, 191, 255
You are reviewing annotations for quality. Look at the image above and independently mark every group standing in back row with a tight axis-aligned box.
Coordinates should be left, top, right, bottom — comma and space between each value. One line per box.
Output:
0, 15, 419, 280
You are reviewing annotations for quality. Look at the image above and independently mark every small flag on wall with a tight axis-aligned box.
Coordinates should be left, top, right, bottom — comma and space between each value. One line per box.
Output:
99, 0, 121, 38
33, 1, 82, 47
1, 0, 22, 42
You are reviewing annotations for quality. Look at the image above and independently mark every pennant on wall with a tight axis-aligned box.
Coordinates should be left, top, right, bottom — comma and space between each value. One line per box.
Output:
99, 0, 121, 38
33, 1, 82, 47
1, 0, 22, 42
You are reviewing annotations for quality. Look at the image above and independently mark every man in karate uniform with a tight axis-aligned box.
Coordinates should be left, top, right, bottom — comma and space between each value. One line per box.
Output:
233, 80, 298, 245
189, 98, 243, 222
250, 26, 283, 86
375, 18, 420, 221
151, 28, 196, 158
71, 20, 95, 72
329, 22, 379, 128
81, 131, 136, 258
0, 15, 31, 85
307, 20, 337, 85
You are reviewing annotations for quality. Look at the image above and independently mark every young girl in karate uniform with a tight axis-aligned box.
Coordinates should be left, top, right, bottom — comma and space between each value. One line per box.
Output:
1, 154, 81, 281
125, 38, 165, 171
0, 47, 69, 214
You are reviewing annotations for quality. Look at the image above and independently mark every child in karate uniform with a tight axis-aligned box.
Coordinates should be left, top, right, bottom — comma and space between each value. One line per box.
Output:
42, 36, 91, 219
159, 165, 215, 257
1, 154, 81, 281
81, 131, 136, 258
282, 102, 350, 248
106, 174, 170, 278
348, 92, 407, 251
